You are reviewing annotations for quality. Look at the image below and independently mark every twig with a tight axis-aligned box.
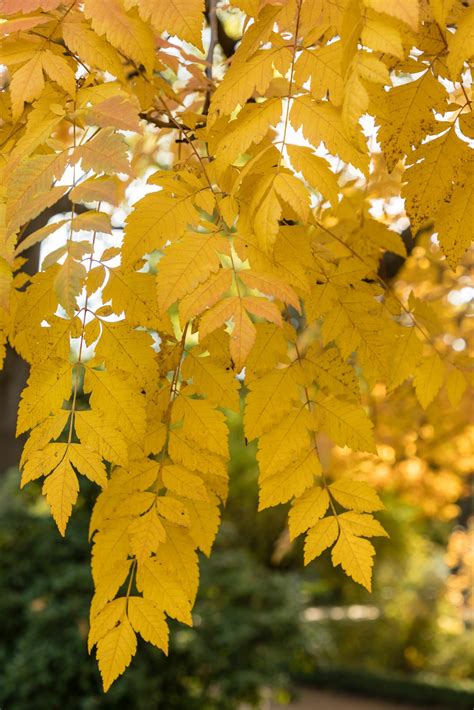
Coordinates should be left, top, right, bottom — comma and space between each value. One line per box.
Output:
203, 0, 218, 115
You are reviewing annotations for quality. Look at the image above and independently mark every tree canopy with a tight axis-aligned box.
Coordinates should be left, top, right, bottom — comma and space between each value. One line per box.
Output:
0, 0, 472, 692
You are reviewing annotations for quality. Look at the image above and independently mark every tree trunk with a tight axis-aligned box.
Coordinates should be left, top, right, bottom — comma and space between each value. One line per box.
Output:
0, 242, 40, 473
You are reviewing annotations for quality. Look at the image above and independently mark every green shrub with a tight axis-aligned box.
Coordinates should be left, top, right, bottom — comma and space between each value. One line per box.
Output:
0, 470, 306, 710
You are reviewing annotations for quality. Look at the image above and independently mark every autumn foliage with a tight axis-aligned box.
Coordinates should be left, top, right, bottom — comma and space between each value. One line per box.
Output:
0, 0, 472, 692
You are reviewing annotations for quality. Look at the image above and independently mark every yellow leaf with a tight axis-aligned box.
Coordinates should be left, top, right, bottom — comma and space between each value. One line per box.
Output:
329, 479, 384, 512
92, 521, 132, 602
248, 173, 282, 251
217, 195, 238, 228
62, 12, 126, 80
240, 269, 300, 311
446, 368, 467, 407
97, 617, 137, 691
179, 269, 232, 323
41, 49, 76, 96
84, 0, 155, 75
288, 486, 330, 540
355, 53, 390, 85
14, 220, 68, 258
123, 191, 199, 267
305, 346, 360, 399
174, 394, 228, 456
181, 350, 240, 410
0, 15, 51, 35
294, 41, 343, 104
287, 145, 339, 206
96, 323, 157, 386
21, 442, 66, 488
243, 295, 282, 325
54, 255, 87, 317
20, 411, 69, 468
184, 494, 221, 555
85, 265, 106, 295
213, 99, 282, 173
0, 257, 12, 312
162, 464, 208, 501
211, 49, 288, 115
157, 233, 227, 312
169, 428, 228, 480
258, 454, 316, 509
342, 71, 370, 142
258, 406, 312, 479
363, 0, 419, 30
156, 497, 190, 527
9, 86, 65, 162
75, 128, 130, 175
72, 210, 112, 234
136, 0, 205, 49
68, 443, 107, 487
88, 597, 126, 652
245, 364, 300, 440
103, 268, 160, 329
86, 95, 142, 133
129, 507, 166, 562
447, 6, 474, 78
331, 528, 375, 591
17, 358, 71, 435
85, 368, 146, 442
7, 152, 67, 235
157, 524, 199, 600
245, 323, 289, 375
414, 351, 445, 409
91, 560, 132, 618
90, 462, 158, 536
74, 409, 128, 466
128, 597, 169, 654
70, 175, 122, 206
338, 512, 388, 538
428, 0, 455, 26
42, 458, 79, 536
374, 71, 447, 171
136, 558, 193, 625
389, 326, 423, 391
435, 166, 474, 270
361, 17, 403, 59
312, 392, 377, 454
403, 128, 465, 234
291, 96, 368, 174
10, 53, 44, 120
84, 318, 101, 346
304, 516, 339, 564
199, 297, 254, 370
273, 172, 310, 221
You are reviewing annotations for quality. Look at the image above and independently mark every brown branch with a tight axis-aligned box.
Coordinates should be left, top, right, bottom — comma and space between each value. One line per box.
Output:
203, 0, 218, 115
217, 16, 237, 58
16, 195, 88, 258
138, 111, 193, 133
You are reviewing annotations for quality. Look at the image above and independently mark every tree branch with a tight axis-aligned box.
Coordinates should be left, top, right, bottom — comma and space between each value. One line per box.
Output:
138, 111, 193, 133
203, 0, 218, 115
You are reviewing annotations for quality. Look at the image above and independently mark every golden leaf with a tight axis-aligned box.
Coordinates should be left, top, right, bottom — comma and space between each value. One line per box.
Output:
288, 486, 330, 540
304, 516, 339, 564
128, 597, 169, 654
97, 618, 137, 692
42, 458, 79, 536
